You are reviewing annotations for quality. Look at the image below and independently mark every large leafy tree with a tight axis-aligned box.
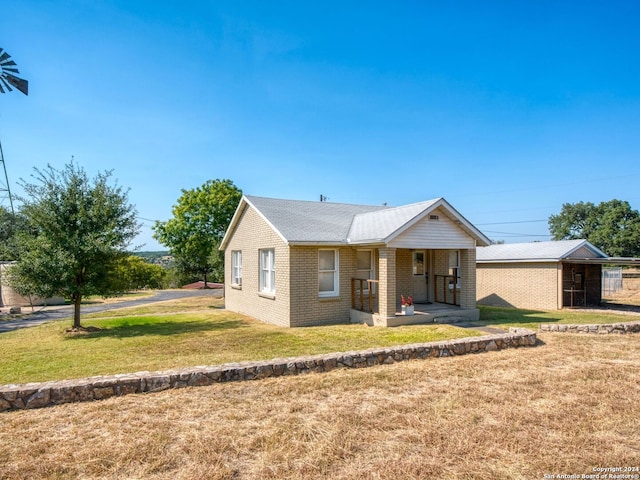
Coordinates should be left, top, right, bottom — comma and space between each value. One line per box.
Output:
0, 206, 29, 261
9, 163, 139, 329
548, 199, 640, 257
153, 179, 242, 286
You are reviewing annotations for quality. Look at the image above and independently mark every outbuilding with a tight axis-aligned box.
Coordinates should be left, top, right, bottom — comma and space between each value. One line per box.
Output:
476, 239, 640, 310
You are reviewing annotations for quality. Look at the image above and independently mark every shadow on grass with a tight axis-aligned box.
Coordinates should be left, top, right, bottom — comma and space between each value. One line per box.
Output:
64, 318, 247, 340
478, 306, 562, 326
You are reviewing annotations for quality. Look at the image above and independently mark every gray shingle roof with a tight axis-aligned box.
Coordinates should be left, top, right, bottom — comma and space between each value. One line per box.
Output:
220, 195, 490, 248
348, 199, 441, 242
245, 195, 387, 244
476, 239, 607, 262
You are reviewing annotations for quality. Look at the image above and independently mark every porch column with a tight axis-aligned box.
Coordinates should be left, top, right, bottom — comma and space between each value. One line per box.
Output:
459, 248, 476, 309
378, 247, 397, 319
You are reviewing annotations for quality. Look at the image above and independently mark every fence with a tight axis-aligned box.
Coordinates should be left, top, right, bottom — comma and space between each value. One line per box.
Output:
602, 267, 622, 296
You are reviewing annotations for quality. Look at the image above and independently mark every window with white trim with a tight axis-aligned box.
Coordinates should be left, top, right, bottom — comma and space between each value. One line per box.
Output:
318, 249, 339, 297
259, 249, 275, 294
231, 250, 242, 286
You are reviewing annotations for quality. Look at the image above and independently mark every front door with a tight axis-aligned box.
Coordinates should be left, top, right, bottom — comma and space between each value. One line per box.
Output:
412, 250, 428, 303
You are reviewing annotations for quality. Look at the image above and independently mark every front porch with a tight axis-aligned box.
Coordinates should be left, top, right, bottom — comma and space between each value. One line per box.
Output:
350, 301, 480, 327
349, 245, 479, 327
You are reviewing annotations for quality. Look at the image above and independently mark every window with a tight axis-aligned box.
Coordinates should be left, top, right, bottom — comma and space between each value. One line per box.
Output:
231, 251, 242, 286
449, 250, 460, 289
356, 249, 375, 292
318, 249, 339, 297
412, 251, 425, 276
259, 249, 275, 294
356, 250, 373, 279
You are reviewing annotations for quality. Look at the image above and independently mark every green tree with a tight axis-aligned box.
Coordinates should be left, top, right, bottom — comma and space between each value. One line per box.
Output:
0, 206, 29, 260
108, 255, 166, 291
153, 179, 241, 286
9, 163, 140, 329
548, 199, 640, 257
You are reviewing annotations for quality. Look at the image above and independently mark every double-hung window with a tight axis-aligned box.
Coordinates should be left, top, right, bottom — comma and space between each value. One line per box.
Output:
318, 249, 339, 297
231, 251, 242, 286
259, 249, 275, 294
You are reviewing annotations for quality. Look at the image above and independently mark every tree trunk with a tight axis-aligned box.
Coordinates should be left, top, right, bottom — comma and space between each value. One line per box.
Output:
203, 272, 208, 289
73, 293, 82, 329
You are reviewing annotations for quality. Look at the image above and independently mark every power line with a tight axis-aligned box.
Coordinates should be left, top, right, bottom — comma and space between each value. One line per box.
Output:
483, 229, 551, 237
137, 216, 159, 223
476, 219, 547, 226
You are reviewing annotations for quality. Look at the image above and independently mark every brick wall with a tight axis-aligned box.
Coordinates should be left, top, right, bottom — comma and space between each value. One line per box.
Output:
395, 249, 412, 302
476, 262, 559, 310
224, 205, 291, 327
377, 247, 397, 319
289, 246, 355, 327
459, 249, 476, 309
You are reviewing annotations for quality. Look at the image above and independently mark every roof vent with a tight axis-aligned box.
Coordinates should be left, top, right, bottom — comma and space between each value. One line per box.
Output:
429, 214, 439, 221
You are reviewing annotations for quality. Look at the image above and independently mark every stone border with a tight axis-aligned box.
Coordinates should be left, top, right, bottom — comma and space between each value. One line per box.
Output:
539, 321, 640, 334
0, 328, 536, 411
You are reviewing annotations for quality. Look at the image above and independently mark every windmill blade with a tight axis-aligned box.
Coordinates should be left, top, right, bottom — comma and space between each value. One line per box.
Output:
4, 73, 28, 95
0, 49, 28, 96
0, 76, 13, 92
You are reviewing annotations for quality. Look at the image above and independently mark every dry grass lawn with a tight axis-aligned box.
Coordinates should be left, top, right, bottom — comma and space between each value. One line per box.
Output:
1, 332, 639, 479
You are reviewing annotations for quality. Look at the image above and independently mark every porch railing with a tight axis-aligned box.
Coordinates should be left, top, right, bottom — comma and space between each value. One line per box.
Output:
434, 275, 460, 306
351, 278, 379, 313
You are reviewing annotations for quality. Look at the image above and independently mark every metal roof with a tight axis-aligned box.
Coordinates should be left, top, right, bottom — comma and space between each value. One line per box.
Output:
476, 239, 608, 263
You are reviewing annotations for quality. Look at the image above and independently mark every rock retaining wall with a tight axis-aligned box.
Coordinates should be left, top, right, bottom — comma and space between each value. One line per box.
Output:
539, 322, 640, 334
0, 328, 536, 412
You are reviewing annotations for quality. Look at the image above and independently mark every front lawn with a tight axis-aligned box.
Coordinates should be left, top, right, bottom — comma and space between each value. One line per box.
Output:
0, 298, 481, 385
480, 305, 640, 328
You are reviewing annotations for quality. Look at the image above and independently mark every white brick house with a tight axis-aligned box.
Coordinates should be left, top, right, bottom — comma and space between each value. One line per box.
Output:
220, 195, 490, 327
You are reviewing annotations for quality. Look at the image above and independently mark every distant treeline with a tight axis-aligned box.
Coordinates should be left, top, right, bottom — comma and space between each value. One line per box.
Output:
132, 251, 172, 265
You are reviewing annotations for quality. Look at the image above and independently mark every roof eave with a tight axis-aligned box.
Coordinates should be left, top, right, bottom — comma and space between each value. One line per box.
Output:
219, 196, 248, 251
289, 241, 347, 246
477, 258, 560, 264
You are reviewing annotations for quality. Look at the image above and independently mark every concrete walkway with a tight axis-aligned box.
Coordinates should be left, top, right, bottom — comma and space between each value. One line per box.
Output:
0, 288, 223, 334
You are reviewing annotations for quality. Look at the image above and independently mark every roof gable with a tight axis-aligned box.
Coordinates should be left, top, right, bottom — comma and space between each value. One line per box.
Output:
347, 199, 440, 243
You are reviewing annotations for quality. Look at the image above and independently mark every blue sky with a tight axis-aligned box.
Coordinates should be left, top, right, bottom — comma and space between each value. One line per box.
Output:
1, 1, 639, 250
